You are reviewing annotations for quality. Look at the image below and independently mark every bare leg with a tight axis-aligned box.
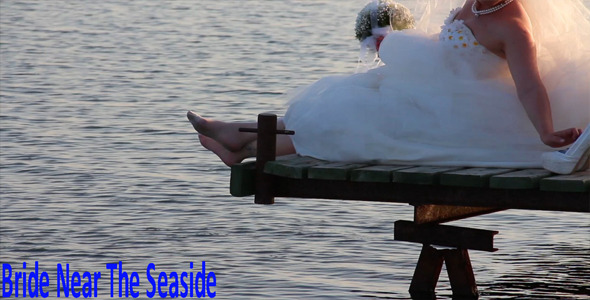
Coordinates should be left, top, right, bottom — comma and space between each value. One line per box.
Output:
199, 134, 256, 166
276, 134, 296, 156
198, 132, 296, 167
189, 111, 295, 165
188, 110, 288, 149
187, 111, 257, 151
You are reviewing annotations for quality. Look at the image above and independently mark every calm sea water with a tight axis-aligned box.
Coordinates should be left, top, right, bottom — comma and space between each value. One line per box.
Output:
1, 0, 589, 299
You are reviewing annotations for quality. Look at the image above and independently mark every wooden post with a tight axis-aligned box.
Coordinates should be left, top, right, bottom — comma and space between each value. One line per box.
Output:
239, 113, 294, 205
397, 219, 488, 298
409, 244, 444, 299
254, 113, 277, 204
444, 249, 479, 298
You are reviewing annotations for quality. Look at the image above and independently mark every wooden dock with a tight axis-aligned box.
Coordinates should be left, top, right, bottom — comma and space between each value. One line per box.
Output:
229, 114, 590, 299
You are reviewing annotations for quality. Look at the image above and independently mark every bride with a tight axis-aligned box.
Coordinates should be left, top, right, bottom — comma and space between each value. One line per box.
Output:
188, 0, 590, 172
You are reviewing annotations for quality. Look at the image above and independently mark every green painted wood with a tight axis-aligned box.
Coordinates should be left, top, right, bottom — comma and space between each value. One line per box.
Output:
440, 168, 515, 188
230, 161, 257, 197
489, 169, 553, 189
264, 155, 325, 179
392, 166, 464, 185
351, 165, 412, 182
307, 162, 368, 180
275, 154, 307, 161
540, 170, 590, 192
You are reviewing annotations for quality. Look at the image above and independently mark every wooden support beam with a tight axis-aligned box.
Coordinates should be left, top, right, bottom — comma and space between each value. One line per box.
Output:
268, 176, 590, 212
414, 204, 503, 224
409, 245, 444, 299
394, 220, 498, 252
443, 249, 479, 299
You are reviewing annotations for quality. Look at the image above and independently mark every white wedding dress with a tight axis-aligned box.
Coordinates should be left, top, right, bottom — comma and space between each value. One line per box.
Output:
283, 6, 590, 168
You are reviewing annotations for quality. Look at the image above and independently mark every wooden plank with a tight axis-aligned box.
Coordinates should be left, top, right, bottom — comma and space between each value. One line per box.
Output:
264, 156, 325, 179
489, 169, 553, 189
409, 245, 444, 299
392, 166, 464, 185
274, 154, 322, 163
414, 205, 503, 224
440, 168, 514, 188
351, 165, 411, 182
230, 161, 257, 197
394, 220, 498, 252
540, 170, 590, 192
307, 162, 368, 180
275, 154, 301, 161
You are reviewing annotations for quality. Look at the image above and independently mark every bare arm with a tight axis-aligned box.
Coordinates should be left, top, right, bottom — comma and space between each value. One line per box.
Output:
502, 22, 581, 147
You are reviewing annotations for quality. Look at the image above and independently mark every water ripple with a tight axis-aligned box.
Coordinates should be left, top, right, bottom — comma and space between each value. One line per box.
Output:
2, 0, 590, 299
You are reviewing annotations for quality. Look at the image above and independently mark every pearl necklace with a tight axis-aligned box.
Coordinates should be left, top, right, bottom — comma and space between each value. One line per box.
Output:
471, 0, 514, 17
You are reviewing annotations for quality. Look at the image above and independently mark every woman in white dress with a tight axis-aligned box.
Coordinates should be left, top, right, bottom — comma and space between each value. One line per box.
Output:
188, 0, 590, 171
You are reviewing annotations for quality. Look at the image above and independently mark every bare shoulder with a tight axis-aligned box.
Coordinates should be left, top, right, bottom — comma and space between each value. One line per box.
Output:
458, 0, 535, 57
484, 1, 535, 57
493, 2, 534, 45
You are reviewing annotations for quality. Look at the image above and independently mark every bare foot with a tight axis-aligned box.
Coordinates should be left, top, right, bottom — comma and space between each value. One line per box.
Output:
187, 111, 256, 152
199, 134, 254, 166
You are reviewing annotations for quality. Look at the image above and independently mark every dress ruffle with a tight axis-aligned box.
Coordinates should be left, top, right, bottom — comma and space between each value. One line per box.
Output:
283, 4, 589, 168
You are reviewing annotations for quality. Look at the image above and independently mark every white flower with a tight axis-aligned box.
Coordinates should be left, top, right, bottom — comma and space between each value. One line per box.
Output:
443, 7, 462, 26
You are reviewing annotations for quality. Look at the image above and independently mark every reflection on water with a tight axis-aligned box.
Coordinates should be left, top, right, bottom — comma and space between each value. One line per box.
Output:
1, 0, 589, 299
479, 245, 590, 299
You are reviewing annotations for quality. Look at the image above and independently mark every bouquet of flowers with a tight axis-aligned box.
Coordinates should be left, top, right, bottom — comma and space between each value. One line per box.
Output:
355, 0, 415, 48
355, 0, 415, 71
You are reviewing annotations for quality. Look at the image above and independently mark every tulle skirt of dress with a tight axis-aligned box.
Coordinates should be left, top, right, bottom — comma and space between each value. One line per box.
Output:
283, 30, 590, 168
